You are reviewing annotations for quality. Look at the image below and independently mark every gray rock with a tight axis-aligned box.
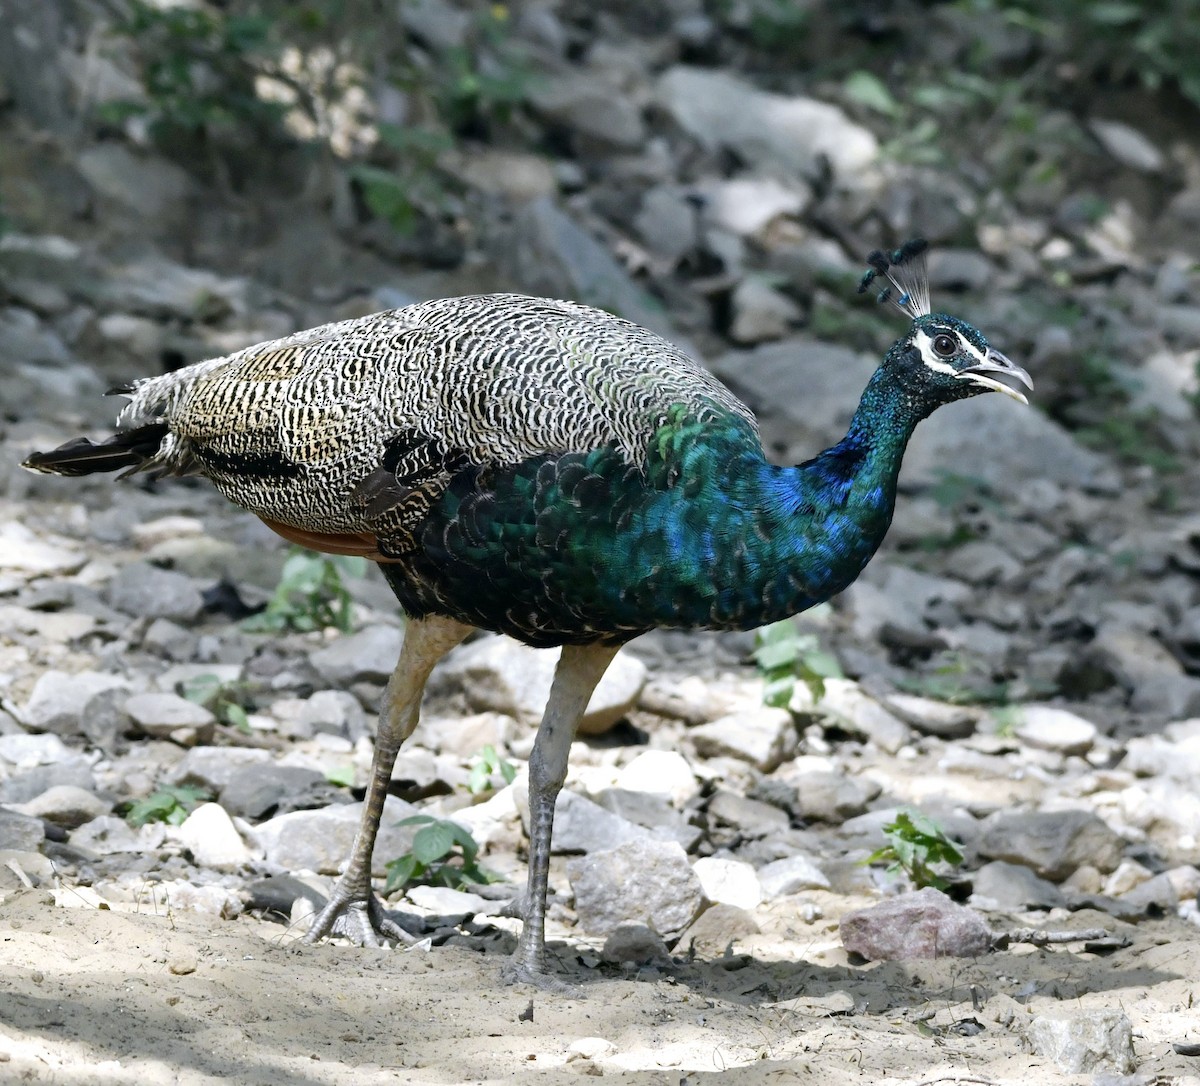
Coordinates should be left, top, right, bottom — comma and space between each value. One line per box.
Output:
169, 747, 272, 794
528, 73, 645, 150
881, 694, 979, 739
108, 563, 205, 622
927, 249, 995, 292
676, 902, 762, 957
77, 146, 191, 229
141, 618, 198, 661
70, 815, 166, 855
0, 526, 86, 576
709, 338, 875, 456
1089, 118, 1163, 173
818, 681, 911, 754
271, 690, 369, 742
220, 765, 345, 820
692, 856, 762, 909
1123, 734, 1200, 781
594, 788, 702, 850
15, 785, 109, 829
172, 802, 252, 870
786, 771, 880, 823
729, 278, 801, 344
497, 198, 679, 340
840, 888, 991, 960
423, 712, 514, 759
634, 187, 698, 262
0, 755, 95, 805
1025, 1011, 1136, 1074
706, 789, 789, 834
20, 670, 129, 735
568, 838, 704, 937
0, 808, 46, 851
254, 795, 423, 877
903, 396, 1118, 495
1130, 676, 1200, 719
521, 788, 648, 855
843, 566, 970, 643
978, 810, 1125, 880
1015, 705, 1098, 755
123, 692, 216, 742
436, 635, 645, 735
310, 624, 404, 686
971, 860, 1064, 910
600, 923, 672, 967
655, 66, 877, 185
689, 707, 796, 771
757, 854, 831, 897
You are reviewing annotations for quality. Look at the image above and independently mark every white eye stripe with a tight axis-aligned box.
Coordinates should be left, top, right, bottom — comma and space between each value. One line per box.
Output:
912, 329, 987, 374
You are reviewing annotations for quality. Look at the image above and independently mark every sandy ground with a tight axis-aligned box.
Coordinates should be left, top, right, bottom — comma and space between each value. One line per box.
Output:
2, 889, 1199, 1084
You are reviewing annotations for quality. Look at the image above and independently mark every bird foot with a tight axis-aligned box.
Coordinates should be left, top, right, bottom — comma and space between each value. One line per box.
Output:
500, 955, 584, 997
302, 890, 416, 949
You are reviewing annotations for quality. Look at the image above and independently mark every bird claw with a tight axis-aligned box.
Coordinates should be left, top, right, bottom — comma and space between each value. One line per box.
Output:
302, 892, 416, 948
500, 956, 584, 997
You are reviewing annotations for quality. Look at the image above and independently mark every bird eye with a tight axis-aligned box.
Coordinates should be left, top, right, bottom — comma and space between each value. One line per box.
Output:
932, 334, 957, 357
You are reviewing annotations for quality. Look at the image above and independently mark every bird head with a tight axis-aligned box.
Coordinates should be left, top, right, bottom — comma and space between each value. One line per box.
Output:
859, 239, 1033, 408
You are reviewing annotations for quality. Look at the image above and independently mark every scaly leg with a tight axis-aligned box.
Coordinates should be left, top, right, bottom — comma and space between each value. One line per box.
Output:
502, 642, 620, 987
304, 614, 473, 947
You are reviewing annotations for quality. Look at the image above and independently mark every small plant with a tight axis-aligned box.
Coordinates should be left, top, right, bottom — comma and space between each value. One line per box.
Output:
866, 809, 964, 891
753, 617, 842, 707
179, 672, 253, 731
243, 548, 365, 634
324, 764, 356, 788
383, 815, 497, 894
123, 785, 211, 827
467, 744, 517, 795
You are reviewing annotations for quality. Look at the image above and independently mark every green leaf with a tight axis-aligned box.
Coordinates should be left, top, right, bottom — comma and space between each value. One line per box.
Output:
843, 71, 898, 117
383, 853, 422, 895
325, 764, 355, 788
411, 821, 456, 864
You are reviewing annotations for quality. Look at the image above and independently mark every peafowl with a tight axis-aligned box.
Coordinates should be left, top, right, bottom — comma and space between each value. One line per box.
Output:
23, 239, 1031, 986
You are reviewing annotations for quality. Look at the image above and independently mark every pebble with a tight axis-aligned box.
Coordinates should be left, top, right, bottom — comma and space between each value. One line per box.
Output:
782, 771, 880, 823
0, 808, 46, 851
123, 692, 215, 743
971, 860, 1064, 910
567, 839, 703, 936
840, 888, 992, 960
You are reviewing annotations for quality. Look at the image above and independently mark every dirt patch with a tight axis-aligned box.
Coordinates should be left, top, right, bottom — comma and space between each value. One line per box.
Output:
2, 891, 1198, 1084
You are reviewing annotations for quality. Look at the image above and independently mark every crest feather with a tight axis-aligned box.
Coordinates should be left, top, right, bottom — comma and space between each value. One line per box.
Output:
857, 238, 930, 319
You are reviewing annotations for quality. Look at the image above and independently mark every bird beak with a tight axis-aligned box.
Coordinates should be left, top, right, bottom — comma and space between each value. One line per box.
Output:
956, 349, 1034, 405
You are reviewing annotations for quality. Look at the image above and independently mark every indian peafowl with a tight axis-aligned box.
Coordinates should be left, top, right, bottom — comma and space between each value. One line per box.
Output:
23, 239, 1031, 986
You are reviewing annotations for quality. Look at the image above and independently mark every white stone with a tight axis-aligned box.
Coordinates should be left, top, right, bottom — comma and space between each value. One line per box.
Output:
656, 66, 878, 185
1089, 119, 1164, 173
173, 803, 253, 870
614, 750, 699, 806
692, 856, 763, 910
689, 707, 796, 771
1015, 706, 1097, 756
437, 636, 646, 735
701, 177, 810, 237
757, 855, 832, 897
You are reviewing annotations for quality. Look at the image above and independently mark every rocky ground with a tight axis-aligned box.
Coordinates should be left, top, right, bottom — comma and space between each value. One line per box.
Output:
3, 1, 1200, 1083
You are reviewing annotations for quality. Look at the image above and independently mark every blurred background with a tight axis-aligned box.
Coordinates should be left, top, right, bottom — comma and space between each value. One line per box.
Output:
3, 0, 1200, 719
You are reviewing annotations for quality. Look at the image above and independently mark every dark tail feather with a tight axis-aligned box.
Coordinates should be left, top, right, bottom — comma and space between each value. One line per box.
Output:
22, 423, 170, 477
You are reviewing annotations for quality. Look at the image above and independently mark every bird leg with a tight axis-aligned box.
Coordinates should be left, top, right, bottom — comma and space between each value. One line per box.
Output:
303, 614, 473, 947
502, 641, 620, 988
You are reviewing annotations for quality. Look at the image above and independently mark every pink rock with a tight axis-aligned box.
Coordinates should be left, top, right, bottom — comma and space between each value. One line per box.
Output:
840, 888, 991, 960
